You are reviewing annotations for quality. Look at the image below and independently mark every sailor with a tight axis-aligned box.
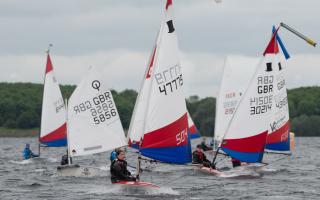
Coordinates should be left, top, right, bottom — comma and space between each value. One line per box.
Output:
200, 138, 213, 151
22, 143, 39, 160
61, 151, 71, 165
192, 144, 215, 168
110, 149, 136, 183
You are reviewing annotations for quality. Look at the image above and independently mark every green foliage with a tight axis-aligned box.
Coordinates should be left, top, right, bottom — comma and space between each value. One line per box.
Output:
0, 83, 320, 136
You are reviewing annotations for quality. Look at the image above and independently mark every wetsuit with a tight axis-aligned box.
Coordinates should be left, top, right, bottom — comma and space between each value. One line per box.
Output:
61, 154, 69, 165
110, 159, 136, 183
231, 158, 241, 168
22, 148, 38, 160
192, 150, 214, 168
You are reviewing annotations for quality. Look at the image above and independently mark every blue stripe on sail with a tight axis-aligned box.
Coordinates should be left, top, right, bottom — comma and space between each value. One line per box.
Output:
41, 138, 67, 147
266, 140, 290, 151
140, 145, 192, 164
273, 26, 290, 59
221, 147, 264, 163
189, 132, 201, 139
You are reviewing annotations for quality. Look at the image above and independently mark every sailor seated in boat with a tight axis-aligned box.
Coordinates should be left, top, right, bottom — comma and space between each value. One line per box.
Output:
22, 143, 39, 160
60, 151, 72, 166
192, 145, 215, 169
110, 149, 136, 183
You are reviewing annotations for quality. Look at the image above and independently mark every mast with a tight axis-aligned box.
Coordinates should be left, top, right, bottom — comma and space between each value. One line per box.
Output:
65, 98, 72, 165
213, 57, 227, 151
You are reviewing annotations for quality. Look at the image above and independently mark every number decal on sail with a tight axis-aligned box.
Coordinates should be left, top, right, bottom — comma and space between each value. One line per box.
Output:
250, 75, 274, 115
176, 128, 187, 146
72, 91, 118, 125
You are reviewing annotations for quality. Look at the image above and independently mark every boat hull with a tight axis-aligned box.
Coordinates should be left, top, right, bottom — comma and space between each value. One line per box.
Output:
198, 166, 223, 176
56, 164, 104, 177
113, 181, 160, 189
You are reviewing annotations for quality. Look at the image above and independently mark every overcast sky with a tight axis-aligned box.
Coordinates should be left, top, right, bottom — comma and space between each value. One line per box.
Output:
0, 0, 319, 97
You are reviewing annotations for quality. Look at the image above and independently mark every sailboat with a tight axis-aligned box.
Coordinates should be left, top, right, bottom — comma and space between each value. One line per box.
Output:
57, 66, 127, 177
39, 48, 67, 156
205, 29, 282, 175
127, 0, 192, 174
214, 30, 294, 156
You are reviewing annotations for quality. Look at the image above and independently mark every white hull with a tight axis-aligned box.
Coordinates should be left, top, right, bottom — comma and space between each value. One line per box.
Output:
56, 164, 108, 177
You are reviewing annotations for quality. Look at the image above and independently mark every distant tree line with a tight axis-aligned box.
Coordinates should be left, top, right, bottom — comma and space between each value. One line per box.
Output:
0, 82, 319, 136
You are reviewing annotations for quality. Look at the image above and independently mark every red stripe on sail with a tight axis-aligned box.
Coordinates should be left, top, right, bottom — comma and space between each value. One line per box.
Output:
141, 113, 188, 149
266, 121, 290, 144
146, 46, 157, 79
40, 123, 66, 142
263, 30, 279, 56
46, 54, 53, 74
166, 0, 172, 10
189, 125, 198, 134
221, 131, 268, 153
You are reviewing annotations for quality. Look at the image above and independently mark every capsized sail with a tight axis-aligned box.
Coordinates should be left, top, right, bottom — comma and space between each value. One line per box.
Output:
187, 111, 200, 139
131, 0, 192, 164
39, 53, 67, 147
266, 31, 291, 151
214, 57, 257, 146
67, 66, 126, 157
219, 32, 280, 163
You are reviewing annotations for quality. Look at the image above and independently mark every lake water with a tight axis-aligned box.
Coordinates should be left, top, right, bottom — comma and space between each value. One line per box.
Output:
0, 137, 319, 200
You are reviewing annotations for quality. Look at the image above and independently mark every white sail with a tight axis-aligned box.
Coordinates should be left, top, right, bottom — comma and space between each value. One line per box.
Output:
127, 41, 158, 147
219, 34, 279, 163
130, 0, 191, 164
214, 57, 257, 144
266, 53, 290, 150
40, 53, 67, 146
67, 66, 126, 157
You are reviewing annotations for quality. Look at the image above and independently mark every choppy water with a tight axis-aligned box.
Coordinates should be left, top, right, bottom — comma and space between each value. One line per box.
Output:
0, 137, 319, 200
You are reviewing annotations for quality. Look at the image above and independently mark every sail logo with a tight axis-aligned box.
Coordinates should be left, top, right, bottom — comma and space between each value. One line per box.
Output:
166, 20, 175, 33
91, 80, 101, 91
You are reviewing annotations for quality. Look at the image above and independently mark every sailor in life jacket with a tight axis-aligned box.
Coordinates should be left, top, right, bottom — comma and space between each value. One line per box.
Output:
110, 149, 136, 183
231, 157, 248, 168
192, 144, 215, 169
22, 143, 39, 160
